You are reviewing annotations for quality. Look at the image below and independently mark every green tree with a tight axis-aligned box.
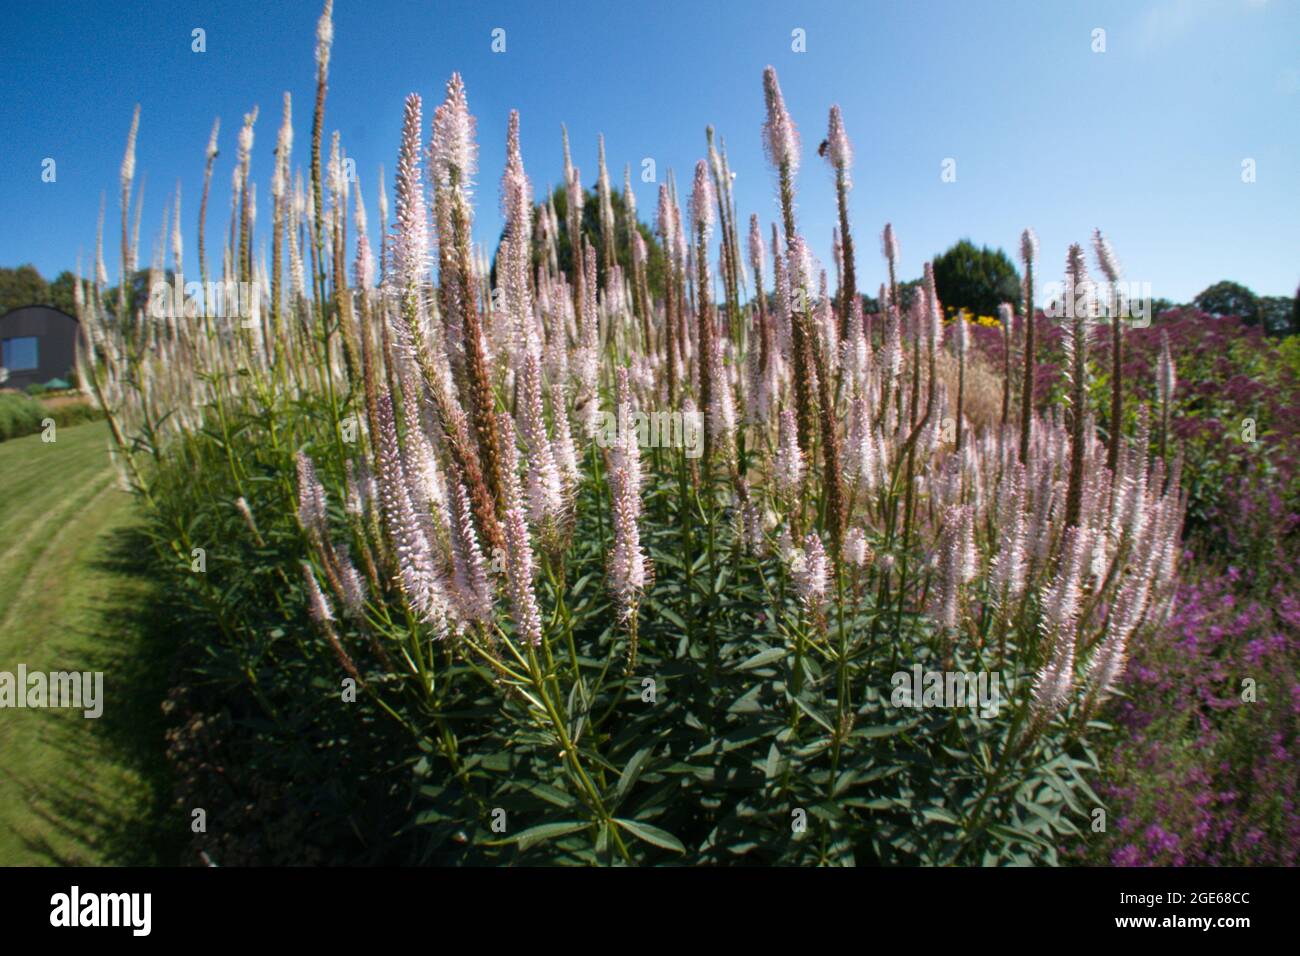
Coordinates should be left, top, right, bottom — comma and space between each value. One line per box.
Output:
931, 239, 1021, 318
48, 271, 79, 316
1194, 280, 1259, 326
1256, 295, 1295, 336
526, 183, 667, 302
0, 264, 49, 314
893, 278, 923, 312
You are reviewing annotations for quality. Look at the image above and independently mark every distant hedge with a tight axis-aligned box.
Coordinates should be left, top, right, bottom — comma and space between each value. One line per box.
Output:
0, 391, 104, 442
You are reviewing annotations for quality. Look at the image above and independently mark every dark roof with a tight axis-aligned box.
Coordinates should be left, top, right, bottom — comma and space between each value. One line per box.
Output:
0, 304, 79, 324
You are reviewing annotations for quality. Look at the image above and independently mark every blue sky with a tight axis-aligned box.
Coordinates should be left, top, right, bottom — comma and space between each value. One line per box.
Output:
1, 0, 1297, 303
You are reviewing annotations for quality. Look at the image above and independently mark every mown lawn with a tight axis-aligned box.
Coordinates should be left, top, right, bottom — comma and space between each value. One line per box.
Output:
0, 421, 181, 865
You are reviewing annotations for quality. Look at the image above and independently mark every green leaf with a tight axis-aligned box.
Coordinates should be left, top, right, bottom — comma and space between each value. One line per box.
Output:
615, 817, 686, 854
509, 821, 591, 851
518, 781, 577, 809
792, 697, 835, 734
764, 742, 783, 781
614, 746, 654, 808
728, 684, 765, 714
921, 807, 961, 826
736, 647, 786, 671
654, 605, 689, 632
853, 720, 919, 739
988, 823, 1054, 852
1041, 770, 1084, 815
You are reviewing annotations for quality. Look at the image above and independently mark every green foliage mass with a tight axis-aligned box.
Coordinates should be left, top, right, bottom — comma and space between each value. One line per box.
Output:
931, 240, 1021, 317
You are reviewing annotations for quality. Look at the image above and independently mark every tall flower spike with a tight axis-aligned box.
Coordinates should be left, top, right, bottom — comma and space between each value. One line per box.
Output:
882, 222, 899, 267
502, 508, 542, 646
1032, 526, 1092, 719
338, 552, 368, 620
517, 351, 564, 527
825, 104, 852, 185
431, 72, 477, 190
205, 117, 220, 162
793, 532, 829, 613
448, 477, 494, 625
991, 464, 1028, 604
1092, 228, 1121, 285
296, 452, 328, 539
550, 385, 581, 494
953, 309, 969, 356
607, 367, 648, 619
931, 504, 972, 632
303, 562, 335, 624
171, 186, 183, 273
923, 261, 943, 348
1018, 226, 1039, 463
353, 178, 375, 291
842, 526, 871, 569
497, 411, 524, 514
688, 159, 715, 238
120, 104, 140, 194
1020, 227, 1039, 266
501, 110, 535, 358
761, 66, 799, 175
748, 214, 765, 284
375, 388, 446, 630
773, 408, 803, 500
314, 0, 334, 74
844, 396, 876, 488
391, 94, 428, 303
1157, 331, 1176, 406
1063, 242, 1093, 528
707, 333, 736, 457
1093, 228, 1126, 471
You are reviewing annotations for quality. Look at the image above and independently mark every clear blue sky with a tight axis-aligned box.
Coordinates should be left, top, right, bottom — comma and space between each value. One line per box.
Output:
1, 0, 1297, 302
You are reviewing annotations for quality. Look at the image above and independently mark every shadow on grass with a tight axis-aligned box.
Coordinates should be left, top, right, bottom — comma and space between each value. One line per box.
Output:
6, 523, 187, 866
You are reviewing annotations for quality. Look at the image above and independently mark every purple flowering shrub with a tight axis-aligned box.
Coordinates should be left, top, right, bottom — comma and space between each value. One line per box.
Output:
1084, 561, 1300, 865
1122, 311, 1299, 565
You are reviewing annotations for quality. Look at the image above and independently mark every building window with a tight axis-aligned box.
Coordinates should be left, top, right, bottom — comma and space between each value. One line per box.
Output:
2, 336, 39, 371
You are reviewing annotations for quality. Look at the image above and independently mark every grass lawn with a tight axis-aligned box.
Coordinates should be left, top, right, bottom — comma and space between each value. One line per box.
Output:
0, 421, 181, 865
